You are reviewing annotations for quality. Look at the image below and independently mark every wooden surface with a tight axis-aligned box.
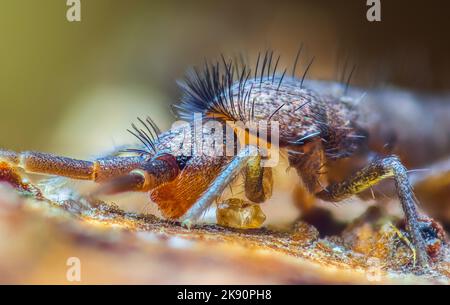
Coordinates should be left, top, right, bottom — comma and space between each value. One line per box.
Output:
0, 179, 449, 284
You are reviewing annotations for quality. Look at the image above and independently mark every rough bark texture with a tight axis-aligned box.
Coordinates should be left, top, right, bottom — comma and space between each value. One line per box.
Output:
0, 174, 449, 284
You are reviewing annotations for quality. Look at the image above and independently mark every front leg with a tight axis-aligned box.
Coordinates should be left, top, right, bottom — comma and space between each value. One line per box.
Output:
216, 152, 273, 229
316, 155, 431, 268
181, 145, 272, 228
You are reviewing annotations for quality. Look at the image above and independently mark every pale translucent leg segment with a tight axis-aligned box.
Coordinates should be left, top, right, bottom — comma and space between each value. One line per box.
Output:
181, 145, 260, 228
214, 151, 272, 229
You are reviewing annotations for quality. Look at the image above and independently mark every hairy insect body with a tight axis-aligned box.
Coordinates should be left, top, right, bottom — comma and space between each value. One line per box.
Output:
304, 79, 450, 167
1, 52, 448, 269
148, 77, 360, 220
192, 78, 366, 194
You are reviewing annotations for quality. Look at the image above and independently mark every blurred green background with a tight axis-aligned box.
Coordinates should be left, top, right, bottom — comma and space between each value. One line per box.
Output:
1, 0, 449, 158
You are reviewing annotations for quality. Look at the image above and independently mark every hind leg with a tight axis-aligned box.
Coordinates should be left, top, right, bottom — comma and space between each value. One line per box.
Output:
315, 155, 435, 269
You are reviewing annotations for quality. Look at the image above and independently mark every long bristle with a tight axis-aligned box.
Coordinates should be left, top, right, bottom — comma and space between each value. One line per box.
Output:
126, 116, 161, 156
176, 49, 297, 122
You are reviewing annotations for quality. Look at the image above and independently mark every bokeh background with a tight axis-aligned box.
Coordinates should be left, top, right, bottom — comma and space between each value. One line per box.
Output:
1, 0, 449, 157
1, 1, 450, 284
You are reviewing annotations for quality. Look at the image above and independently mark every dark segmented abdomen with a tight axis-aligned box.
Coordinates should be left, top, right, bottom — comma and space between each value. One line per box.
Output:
359, 88, 450, 167
307, 80, 450, 167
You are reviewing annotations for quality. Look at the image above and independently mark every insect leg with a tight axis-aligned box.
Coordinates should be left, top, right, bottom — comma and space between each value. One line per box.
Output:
180, 145, 259, 227
244, 153, 273, 203
315, 155, 430, 268
213, 154, 272, 229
